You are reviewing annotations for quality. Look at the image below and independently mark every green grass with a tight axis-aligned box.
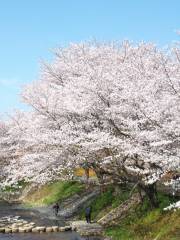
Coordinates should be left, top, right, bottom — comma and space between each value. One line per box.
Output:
23, 180, 85, 206
79, 185, 130, 220
22, 180, 180, 240
105, 193, 180, 240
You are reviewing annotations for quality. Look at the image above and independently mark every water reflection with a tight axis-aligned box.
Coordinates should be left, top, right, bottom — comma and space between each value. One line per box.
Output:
0, 232, 80, 240
0, 233, 102, 240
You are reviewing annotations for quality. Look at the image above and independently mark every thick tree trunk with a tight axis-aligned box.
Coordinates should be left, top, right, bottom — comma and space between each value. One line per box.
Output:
145, 184, 159, 208
142, 183, 159, 208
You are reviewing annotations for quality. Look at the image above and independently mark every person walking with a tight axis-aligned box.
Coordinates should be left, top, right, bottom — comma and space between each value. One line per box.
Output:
85, 206, 92, 223
53, 202, 60, 217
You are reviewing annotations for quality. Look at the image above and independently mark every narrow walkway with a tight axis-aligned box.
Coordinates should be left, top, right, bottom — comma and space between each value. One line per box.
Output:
98, 193, 141, 227
32, 188, 100, 220
70, 220, 103, 236
59, 189, 100, 218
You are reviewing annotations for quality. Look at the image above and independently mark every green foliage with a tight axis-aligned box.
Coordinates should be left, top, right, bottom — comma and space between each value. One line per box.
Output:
22, 181, 180, 240
2, 180, 28, 192
23, 180, 85, 206
106, 226, 134, 240
79, 185, 130, 220
90, 187, 114, 219
105, 193, 180, 240
111, 188, 130, 208
158, 192, 178, 210
42, 181, 84, 205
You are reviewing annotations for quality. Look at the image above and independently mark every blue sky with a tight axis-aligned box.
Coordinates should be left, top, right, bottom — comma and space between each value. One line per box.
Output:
0, 0, 180, 113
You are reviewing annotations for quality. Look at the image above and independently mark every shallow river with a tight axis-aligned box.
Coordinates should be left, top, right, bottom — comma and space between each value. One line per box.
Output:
0, 202, 102, 240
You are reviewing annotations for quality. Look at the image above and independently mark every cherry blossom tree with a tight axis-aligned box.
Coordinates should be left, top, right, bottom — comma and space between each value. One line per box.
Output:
0, 110, 77, 187
1, 41, 179, 207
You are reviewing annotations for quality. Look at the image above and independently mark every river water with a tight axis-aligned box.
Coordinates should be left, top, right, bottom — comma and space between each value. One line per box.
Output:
0, 202, 102, 240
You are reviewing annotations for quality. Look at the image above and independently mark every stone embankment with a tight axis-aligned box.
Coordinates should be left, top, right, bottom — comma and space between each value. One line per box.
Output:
0, 215, 71, 234
70, 220, 103, 236
0, 215, 104, 237
59, 189, 100, 218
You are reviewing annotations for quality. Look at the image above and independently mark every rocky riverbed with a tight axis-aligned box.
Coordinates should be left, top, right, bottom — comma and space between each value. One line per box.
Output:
0, 201, 103, 240
0, 215, 71, 233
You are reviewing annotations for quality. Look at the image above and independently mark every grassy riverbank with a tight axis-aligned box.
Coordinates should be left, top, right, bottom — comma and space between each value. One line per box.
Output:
101, 192, 180, 240
79, 185, 130, 220
14, 181, 180, 239
78, 186, 180, 240
23, 181, 85, 206
105, 204, 180, 240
